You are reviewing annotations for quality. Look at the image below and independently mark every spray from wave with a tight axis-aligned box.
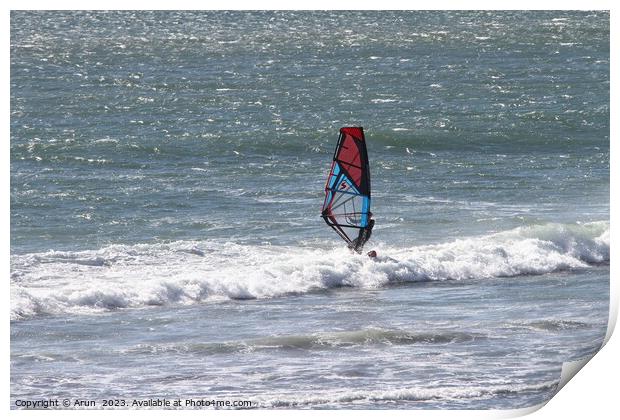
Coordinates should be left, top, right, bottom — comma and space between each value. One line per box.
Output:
10, 221, 609, 320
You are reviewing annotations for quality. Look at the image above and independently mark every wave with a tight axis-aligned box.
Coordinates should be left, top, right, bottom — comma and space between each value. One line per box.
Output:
10, 221, 609, 320
516, 319, 591, 332
259, 380, 559, 407
124, 328, 485, 356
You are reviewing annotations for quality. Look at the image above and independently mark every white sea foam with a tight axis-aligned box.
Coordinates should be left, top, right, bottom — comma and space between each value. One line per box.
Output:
371, 98, 398, 103
10, 221, 609, 320
260, 379, 559, 407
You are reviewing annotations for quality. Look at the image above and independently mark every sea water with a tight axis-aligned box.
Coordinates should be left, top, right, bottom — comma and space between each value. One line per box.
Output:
10, 11, 609, 409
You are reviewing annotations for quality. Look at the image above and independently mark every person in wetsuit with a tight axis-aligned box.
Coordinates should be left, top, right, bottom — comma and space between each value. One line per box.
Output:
349, 217, 375, 254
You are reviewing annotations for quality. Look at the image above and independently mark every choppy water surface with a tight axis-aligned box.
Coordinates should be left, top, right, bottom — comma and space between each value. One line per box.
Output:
11, 11, 609, 409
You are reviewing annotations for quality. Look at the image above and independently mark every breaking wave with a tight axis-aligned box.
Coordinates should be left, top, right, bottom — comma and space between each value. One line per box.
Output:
258, 380, 559, 408
10, 221, 609, 320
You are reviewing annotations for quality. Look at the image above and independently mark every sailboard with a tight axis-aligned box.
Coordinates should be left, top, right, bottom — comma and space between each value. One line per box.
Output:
321, 127, 372, 252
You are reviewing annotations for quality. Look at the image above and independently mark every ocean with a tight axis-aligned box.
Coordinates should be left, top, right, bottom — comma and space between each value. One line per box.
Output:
10, 11, 609, 409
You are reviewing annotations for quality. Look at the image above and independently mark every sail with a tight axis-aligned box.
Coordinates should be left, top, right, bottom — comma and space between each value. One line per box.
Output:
321, 127, 371, 247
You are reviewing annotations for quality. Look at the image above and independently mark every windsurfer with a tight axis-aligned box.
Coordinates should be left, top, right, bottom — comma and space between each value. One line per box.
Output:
349, 216, 374, 253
